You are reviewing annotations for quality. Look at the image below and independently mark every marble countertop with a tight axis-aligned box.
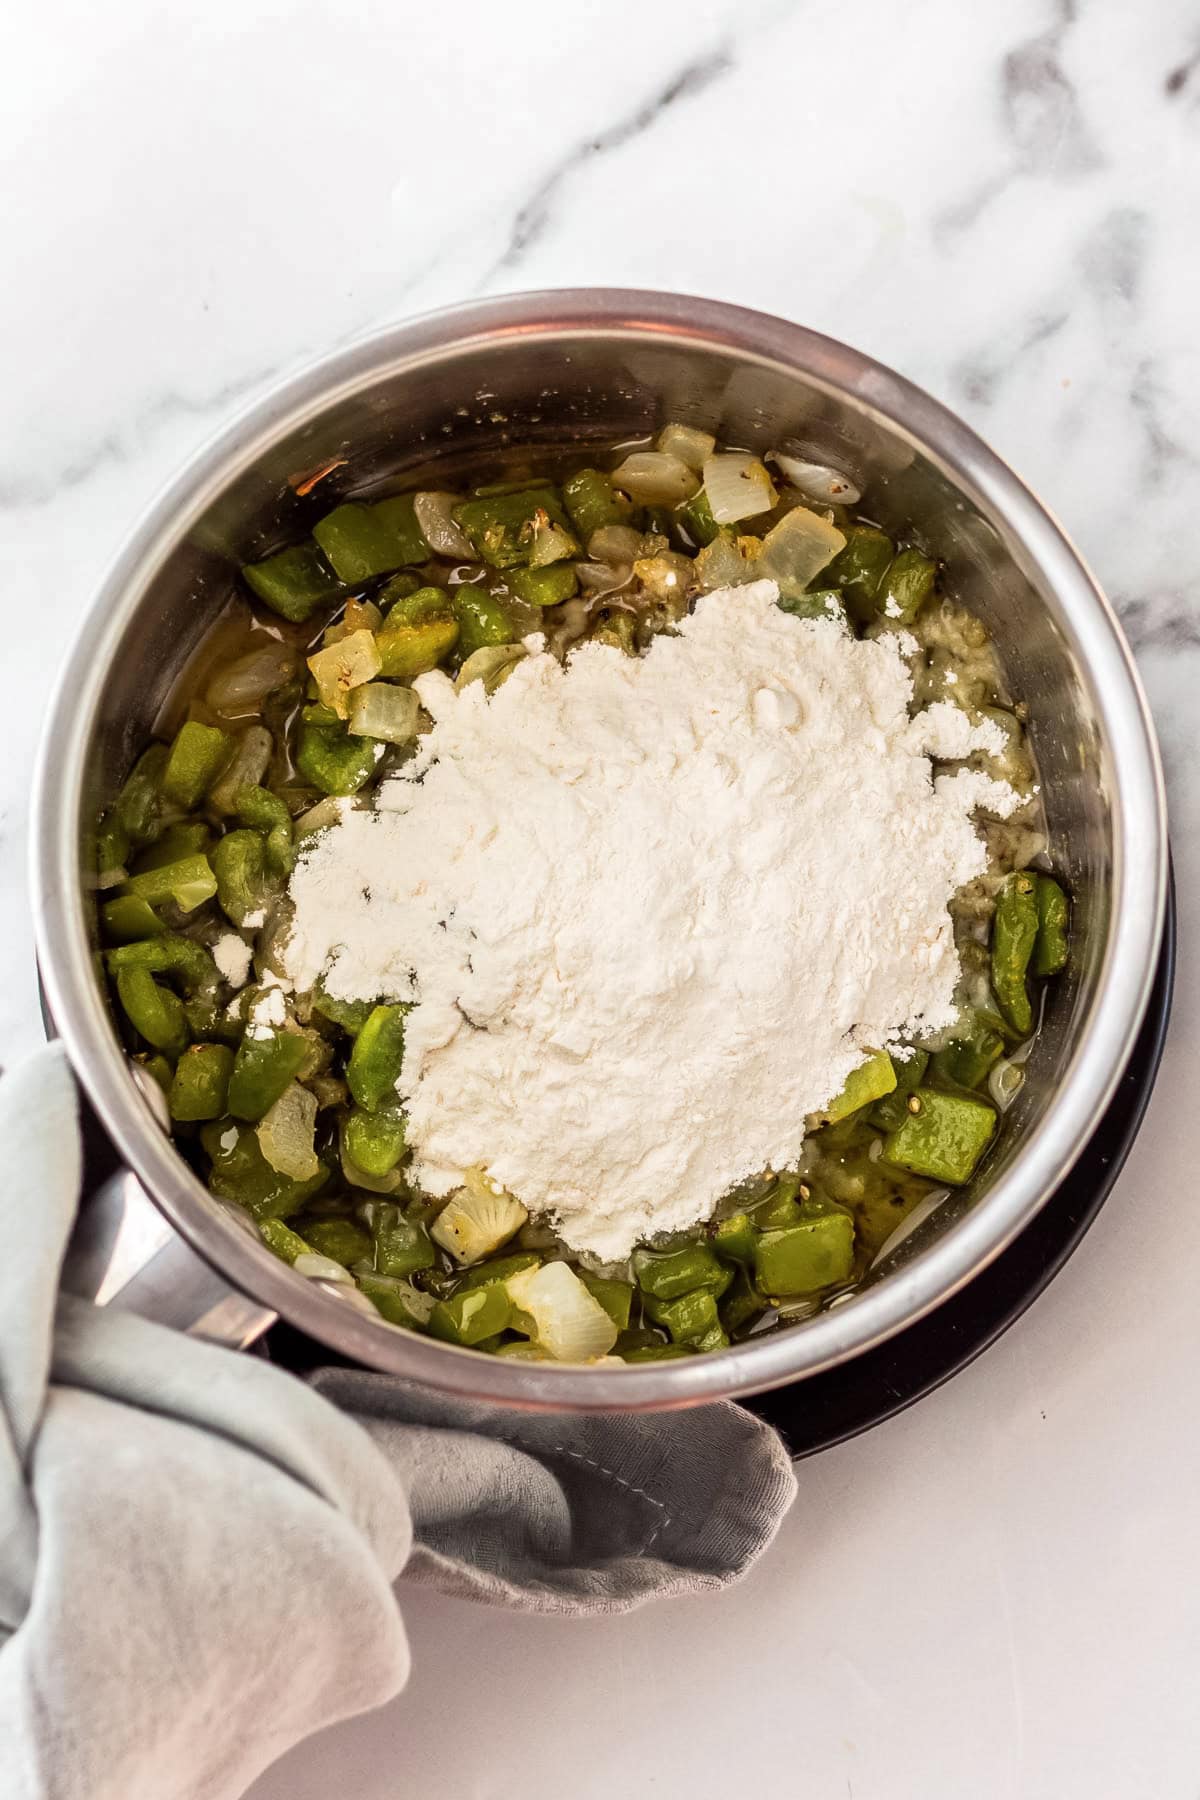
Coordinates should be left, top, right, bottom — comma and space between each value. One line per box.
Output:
5, 1, 1198, 1794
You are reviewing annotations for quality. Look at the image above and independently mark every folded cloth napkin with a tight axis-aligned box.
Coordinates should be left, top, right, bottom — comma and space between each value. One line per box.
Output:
0, 1047, 796, 1800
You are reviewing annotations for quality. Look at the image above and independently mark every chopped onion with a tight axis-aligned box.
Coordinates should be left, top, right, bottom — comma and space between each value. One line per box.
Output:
702, 452, 778, 524
294, 1252, 354, 1283
210, 725, 273, 814
506, 1262, 618, 1362
256, 1082, 320, 1180
413, 490, 475, 560
527, 517, 578, 568
693, 533, 762, 592
988, 1057, 1026, 1112
655, 421, 716, 471
611, 450, 700, 506
575, 560, 632, 597
295, 795, 351, 838
633, 552, 693, 606
348, 681, 419, 744
431, 1169, 528, 1264
757, 506, 846, 595
307, 627, 382, 719
206, 643, 298, 715
768, 451, 862, 506
869, 1188, 953, 1269
587, 523, 644, 565
455, 644, 527, 693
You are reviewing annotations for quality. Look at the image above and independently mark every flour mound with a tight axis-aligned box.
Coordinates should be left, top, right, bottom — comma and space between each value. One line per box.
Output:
282, 581, 1016, 1260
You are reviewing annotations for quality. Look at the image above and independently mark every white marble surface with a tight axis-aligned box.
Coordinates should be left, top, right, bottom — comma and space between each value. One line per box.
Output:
5, 1, 1199, 1794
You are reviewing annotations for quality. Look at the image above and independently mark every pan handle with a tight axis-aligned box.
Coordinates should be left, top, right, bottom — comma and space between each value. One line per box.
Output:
60, 1165, 277, 1347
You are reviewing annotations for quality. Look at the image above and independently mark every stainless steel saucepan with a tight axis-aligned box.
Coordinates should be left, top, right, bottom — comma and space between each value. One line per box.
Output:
32, 290, 1167, 1411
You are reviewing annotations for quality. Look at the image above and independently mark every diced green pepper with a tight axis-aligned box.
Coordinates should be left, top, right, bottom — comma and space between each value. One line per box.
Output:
201, 1119, 328, 1219
633, 1242, 729, 1301
243, 543, 343, 622
96, 810, 131, 877
824, 525, 894, 620
101, 895, 167, 944
122, 853, 217, 915
753, 1173, 806, 1229
777, 587, 846, 623
869, 1049, 930, 1129
312, 985, 375, 1035
107, 933, 220, 995
303, 1217, 373, 1267
384, 584, 454, 626
562, 468, 632, 540
822, 1050, 896, 1123
161, 721, 233, 808
227, 1029, 311, 1122
357, 1272, 435, 1330
114, 746, 169, 846
508, 563, 579, 607
883, 1088, 997, 1185
711, 1213, 757, 1264
875, 548, 937, 623
312, 495, 428, 584
590, 612, 637, 654
233, 785, 293, 876
691, 1322, 730, 1353
294, 720, 379, 796
373, 1215, 435, 1278
679, 487, 720, 547
130, 822, 212, 873
168, 1043, 234, 1121
452, 586, 515, 659
428, 1284, 512, 1346
211, 830, 275, 928
578, 1271, 634, 1331
374, 616, 460, 679
346, 1004, 407, 1112
719, 1266, 766, 1336
452, 487, 572, 570
1033, 875, 1070, 977
115, 966, 188, 1058
376, 572, 422, 611
754, 1212, 855, 1297
257, 1218, 313, 1265
136, 1053, 173, 1097
930, 1016, 1006, 1092
343, 1103, 407, 1177
644, 1288, 721, 1344
620, 1343, 690, 1362
455, 1251, 541, 1292
992, 872, 1039, 1036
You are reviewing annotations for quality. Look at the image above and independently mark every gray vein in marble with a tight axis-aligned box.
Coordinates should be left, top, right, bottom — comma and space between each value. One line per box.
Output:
481, 47, 733, 286
950, 311, 1069, 409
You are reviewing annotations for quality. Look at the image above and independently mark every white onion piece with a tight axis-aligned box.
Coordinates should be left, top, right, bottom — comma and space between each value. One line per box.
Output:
256, 1082, 320, 1179
294, 1253, 354, 1283
413, 490, 475, 560
315, 1280, 379, 1315
455, 643, 527, 693
757, 506, 846, 594
575, 560, 632, 597
693, 534, 761, 592
340, 1140, 404, 1195
506, 1262, 617, 1362
206, 643, 298, 715
431, 1175, 528, 1264
768, 451, 861, 506
348, 681, 419, 744
869, 1188, 954, 1269
587, 523, 644, 565
610, 450, 699, 506
702, 452, 778, 524
655, 421, 716, 471
987, 1058, 1026, 1112
295, 795, 350, 838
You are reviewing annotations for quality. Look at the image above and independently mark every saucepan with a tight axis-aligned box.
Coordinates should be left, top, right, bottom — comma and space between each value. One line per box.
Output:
31, 290, 1167, 1411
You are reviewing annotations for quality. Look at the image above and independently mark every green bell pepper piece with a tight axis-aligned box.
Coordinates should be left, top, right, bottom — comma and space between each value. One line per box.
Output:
346, 1005, 407, 1111
752, 1173, 807, 1229
453, 586, 515, 659
233, 785, 293, 875
96, 809, 131, 877
869, 1049, 930, 1129
294, 720, 379, 796
101, 895, 167, 944
991, 872, 1039, 1036
590, 612, 637, 654
376, 572, 422, 611
201, 1119, 328, 1219
777, 587, 846, 623
372, 1216, 435, 1278
679, 487, 720, 547
508, 563, 579, 607
930, 1016, 1006, 1092
428, 1284, 512, 1346
227, 1029, 311, 1122
875, 547, 937, 623
130, 822, 212, 873
719, 1266, 766, 1336
620, 1343, 690, 1362
243, 543, 342, 622
107, 933, 220, 996
824, 525, 894, 620
312, 496, 428, 584
883, 1088, 997, 1184
343, 1104, 407, 1178
755, 1211, 855, 1297
562, 468, 632, 539
644, 1288, 722, 1344
211, 830, 275, 928
1033, 875, 1070, 977
137, 1053, 173, 1096
374, 615, 460, 680
384, 584, 454, 626
455, 1251, 541, 1292
161, 721, 233, 809
633, 1242, 729, 1300
578, 1271, 634, 1331
312, 985, 375, 1035
356, 1272, 435, 1330
711, 1212, 757, 1264
168, 1043, 234, 1121
122, 853, 217, 915
822, 1050, 896, 1123
115, 966, 189, 1058
257, 1218, 313, 1265
452, 487, 573, 570
114, 745, 169, 845
303, 1217, 373, 1267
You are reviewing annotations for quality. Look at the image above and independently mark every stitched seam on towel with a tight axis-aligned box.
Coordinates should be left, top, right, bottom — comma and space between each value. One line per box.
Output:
506, 1435, 670, 1552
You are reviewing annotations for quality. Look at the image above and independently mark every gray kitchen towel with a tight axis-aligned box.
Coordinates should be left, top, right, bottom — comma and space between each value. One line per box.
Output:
0, 1045, 796, 1800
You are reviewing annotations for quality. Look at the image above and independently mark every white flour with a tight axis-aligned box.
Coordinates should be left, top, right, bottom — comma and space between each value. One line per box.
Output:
282, 581, 1017, 1260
